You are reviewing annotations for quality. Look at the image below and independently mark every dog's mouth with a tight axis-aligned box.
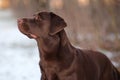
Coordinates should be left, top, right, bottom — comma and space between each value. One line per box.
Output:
17, 19, 38, 39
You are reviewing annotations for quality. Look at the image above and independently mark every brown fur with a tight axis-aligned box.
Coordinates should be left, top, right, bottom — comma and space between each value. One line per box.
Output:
17, 12, 120, 80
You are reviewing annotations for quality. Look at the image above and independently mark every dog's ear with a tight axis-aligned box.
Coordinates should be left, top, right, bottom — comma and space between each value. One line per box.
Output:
49, 12, 67, 35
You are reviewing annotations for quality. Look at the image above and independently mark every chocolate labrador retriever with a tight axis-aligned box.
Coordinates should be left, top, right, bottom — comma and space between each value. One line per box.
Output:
17, 12, 120, 80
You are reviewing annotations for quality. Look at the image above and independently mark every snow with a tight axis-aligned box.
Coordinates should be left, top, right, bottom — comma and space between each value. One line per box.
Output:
0, 9, 40, 80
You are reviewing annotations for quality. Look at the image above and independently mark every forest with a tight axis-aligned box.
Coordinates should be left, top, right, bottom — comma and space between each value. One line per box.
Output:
8, 0, 120, 70
8, 0, 120, 50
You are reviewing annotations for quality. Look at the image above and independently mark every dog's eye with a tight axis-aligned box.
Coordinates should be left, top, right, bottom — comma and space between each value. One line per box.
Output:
35, 16, 42, 21
35, 17, 39, 20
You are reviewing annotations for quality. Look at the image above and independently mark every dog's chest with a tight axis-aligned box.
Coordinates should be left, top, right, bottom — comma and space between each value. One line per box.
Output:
45, 62, 58, 72
42, 55, 80, 80
42, 61, 60, 80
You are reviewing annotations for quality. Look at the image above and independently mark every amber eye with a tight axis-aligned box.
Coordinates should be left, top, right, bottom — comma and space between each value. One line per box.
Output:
35, 16, 38, 20
35, 16, 42, 21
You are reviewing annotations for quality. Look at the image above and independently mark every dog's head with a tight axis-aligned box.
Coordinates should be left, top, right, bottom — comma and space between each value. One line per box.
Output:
17, 12, 67, 39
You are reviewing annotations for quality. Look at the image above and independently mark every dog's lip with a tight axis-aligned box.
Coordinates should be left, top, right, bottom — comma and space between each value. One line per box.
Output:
29, 34, 38, 39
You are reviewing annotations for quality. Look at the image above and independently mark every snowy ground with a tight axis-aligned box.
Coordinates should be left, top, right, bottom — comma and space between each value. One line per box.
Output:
0, 9, 40, 80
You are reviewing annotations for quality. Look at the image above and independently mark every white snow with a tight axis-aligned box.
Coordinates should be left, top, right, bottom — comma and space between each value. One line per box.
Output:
0, 9, 40, 80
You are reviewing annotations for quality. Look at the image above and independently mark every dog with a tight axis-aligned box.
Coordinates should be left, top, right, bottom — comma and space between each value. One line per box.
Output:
17, 12, 120, 80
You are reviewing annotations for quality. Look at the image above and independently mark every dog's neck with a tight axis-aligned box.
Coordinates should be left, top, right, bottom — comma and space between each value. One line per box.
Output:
36, 30, 74, 61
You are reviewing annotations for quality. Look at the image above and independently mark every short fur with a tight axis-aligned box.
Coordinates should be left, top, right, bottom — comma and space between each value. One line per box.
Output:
17, 12, 120, 80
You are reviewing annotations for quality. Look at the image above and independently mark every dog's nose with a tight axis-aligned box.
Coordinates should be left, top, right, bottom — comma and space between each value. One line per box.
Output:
18, 18, 27, 24
17, 19, 24, 24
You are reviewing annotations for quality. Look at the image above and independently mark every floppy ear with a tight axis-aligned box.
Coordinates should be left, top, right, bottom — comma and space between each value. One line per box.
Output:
49, 12, 67, 35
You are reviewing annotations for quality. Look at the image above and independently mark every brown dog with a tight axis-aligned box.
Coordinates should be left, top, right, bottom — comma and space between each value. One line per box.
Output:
17, 12, 120, 80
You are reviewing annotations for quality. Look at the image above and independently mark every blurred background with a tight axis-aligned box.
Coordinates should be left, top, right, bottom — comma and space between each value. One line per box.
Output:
0, 0, 120, 80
